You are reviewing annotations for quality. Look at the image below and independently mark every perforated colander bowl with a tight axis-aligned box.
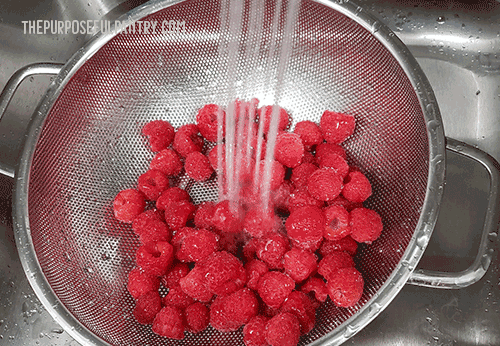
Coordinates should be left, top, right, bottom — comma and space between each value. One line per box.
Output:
13, 0, 445, 345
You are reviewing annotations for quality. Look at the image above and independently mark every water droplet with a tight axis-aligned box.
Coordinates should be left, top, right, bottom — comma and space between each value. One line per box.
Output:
371, 21, 381, 34
368, 303, 381, 316
416, 232, 430, 249
437, 16, 445, 24
64, 252, 71, 262
426, 316, 432, 323
355, 6, 362, 15
343, 324, 358, 338
481, 253, 491, 271
84, 266, 94, 274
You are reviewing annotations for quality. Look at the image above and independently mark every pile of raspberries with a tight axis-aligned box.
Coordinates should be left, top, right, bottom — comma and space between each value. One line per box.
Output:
113, 100, 383, 346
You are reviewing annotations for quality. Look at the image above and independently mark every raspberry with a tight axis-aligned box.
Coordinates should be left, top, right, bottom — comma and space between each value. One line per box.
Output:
113, 189, 146, 223
307, 168, 343, 202
243, 237, 261, 261
196, 104, 225, 142
257, 105, 290, 134
271, 181, 295, 212
283, 248, 318, 283
210, 288, 259, 332
258, 160, 286, 191
265, 312, 301, 346
212, 200, 242, 233
243, 315, 269, 346
162, 286, 195, 309
280, 290, 316, 335
315, 142, 347, 162
256, 233, 290, 269
152, 305, 185, 339
135, 218, 171, 245
291, 162, 318, 189
349, 207, 383, 243
287, 187, 324, 214
142, 120, 175, 152
285, 206, 324, 251
217, 231, 240, 255
319, 153, 349, 178
179, 263, 213, 302
245, 259, 269, 291
208, 144, 225, 171
342, 170, 372, 203
243, 209, 279, 238
156, 187, 190, 211
301, 277, 328, 303
320, 110, 355, 144
250, 134, 267, 161
326, 195, 363, 212
319, 236, 358, 257
163, 200, 196, 230
173, 124, 204, 158
194, 201, 216, 229
174, 228, 219, 262
132, 209, 166, 233
185, 152, 214, 182
318, 251, 355, 281
203, 251, 246, 296
136, 241, 175, 276
161, 262, 190, 289
127, 268, 160, 300
323, 205, 351, 241
137, 169, 169, 201
274, 132, 304, 168
185, 302, 209, 333
326, 267, 364, 307
258, 271, 295, 309
293, 120, 323, 151
133, 291, 162, 325
150, 149, 183, 177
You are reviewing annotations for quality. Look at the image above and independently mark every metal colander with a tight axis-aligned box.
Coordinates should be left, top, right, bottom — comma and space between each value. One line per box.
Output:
13, 0, 445, 345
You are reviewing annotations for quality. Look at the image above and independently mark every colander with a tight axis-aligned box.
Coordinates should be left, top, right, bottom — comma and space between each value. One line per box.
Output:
0, 0, 448, 345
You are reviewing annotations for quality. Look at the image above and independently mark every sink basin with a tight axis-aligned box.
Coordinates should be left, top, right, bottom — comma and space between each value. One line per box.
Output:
0, 1, 498, 345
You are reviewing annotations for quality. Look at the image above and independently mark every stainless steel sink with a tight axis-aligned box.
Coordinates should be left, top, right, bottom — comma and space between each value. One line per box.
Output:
0, 0, 499, 345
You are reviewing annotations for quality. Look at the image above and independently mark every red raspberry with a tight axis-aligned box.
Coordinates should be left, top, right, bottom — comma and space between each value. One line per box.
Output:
243, 209, 279, 238
243, 315, 269, 346
250, 133, 267, 161
342, 170, 372, 203
258, 271, 295, 309
217, 231, 240, 255
152, 305, 185, 339
173, 124, 204, 158
302, 150, 315, 164
179, 263, 213, 302
283, 248, 318, 283
203, 251, 246, 296
349, 207, 383, 243
137, 169, 169, 201
136, 241, 174, 277
185, 152, 214, 182
307, 168, 343, 202
257, 105, 290, 134
318, 251, 355, 281
256, 233, 290, 269
287, 187, 324, 214
319, 236, 358, 257
301, 277, 328, 303
243, 237, 261, 261
150, 149, 183, 177
162, 286, 195, 309
265, 312, 301, 346
319, 153, 349, 178
163, 200, 196, 230
212, 200, 242, 233
173, 228, 219, 263
280, 290, 316, 334
185, 302, 209, 333
274, 132, 304, 168
208, 144, 225, 171
315, 142, 347, 162
161, 262, 190, 289
156, 187, 190, 211
320, 110, 355, 144
285, 206, 324, 252
127, 268, 160, 300
323, 205, 351, 241
210, 288, 259, 332
135, 218, 171, 245
326, 267, 364, 307
245, 259, 269, 291
113, 189, 146, 223
291, 162, 318, 188
293, 120, 323, 151
133, 290, 162, 325
196, 104, 225, 142
194, 201, 216, 229
258, 160, 286, 191
271, 181, 295, 212
326, 195, 363, 212
142, 120, 175, 152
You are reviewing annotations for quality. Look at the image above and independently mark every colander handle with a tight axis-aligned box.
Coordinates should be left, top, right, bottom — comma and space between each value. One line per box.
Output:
0, 62, 63, 178
408, 138, 500, 289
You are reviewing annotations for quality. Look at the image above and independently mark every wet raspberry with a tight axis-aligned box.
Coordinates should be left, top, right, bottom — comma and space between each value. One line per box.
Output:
136, 241, 174, 277
194, 201, 216, 229
127, 268, 160, 300
163, 200, 196, 230
142, 120, 175, 152
274, 132, 304, 168
245, 259, 269, 291
293, 120, 323, 151
243, 237, 261, 261
113, 189, 146, 223
258, 271, 295, 309
326, 267, 364, 308
291, 163, 318, 188
133, 291, 162, 325
319, 153, 349, 178
135, 218, 171, 245
258, 160, 286, 191
208, 144, 225, 171
174, 228, 219, 263
243, 209, 279, 238
217, 231, 241, 255
161, 262, 190, 289
257, 105, 290, 134
179, 263, 213, 303
271, 181, 295, 212
265, 312, 301, 346
212, 200, 242, 233
150, 149, 183, 177
173, 124, 204, 158
256, 233, 290, 269
152, 305, 185, 339
156, 187, 190, 211
323, 205, 351, 241
342, 170, 372, 203
287, 187, 324, 214
243, 315, 269, 346
285, 206, 324, 251
280, 290, 316, 335
320, 111, 355, 144
326, 195, 363, 212
185, 152, 214, 182
203, 251, 246, 296
185, 302, 209, 333
162, 286, 195, 310
318, 251, 355, 281
319, 236, 358, 257
307, 168, 343, 202
210, 288, 259, 332
283, 248, 318, 283
196, 103, 225, 142
301, 277, 328, 303
349, 208, 383, 243
137, 169, 169, 201
315, 143, 347, 163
